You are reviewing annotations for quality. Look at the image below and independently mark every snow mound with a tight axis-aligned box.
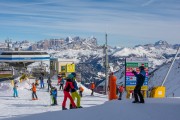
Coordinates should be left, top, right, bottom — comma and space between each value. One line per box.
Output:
0, 82, 11, 91
77, 82, 91, 94
17, 81, 32, 90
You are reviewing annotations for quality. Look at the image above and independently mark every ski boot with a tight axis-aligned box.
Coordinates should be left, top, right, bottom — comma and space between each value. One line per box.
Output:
78, 106, 83, 108
62, 107, 67, 110
132, 100, 139, 103
69, 104, 73, 109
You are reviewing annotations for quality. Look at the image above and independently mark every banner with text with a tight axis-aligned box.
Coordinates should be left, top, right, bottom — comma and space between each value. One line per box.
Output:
125, 58, 149, 91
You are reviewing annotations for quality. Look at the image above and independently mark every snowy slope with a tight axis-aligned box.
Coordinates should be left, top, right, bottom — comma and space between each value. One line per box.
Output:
1, 63, 180, 120
3, 98, 180, 120
149, 58, 180, 97
1, 79, 180, 120
0, 80, 107, 119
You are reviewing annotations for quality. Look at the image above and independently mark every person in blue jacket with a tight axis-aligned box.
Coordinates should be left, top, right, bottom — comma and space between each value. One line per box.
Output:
132, 66, 146, 103
39, 74, 44, 89
50, 87, 57, 105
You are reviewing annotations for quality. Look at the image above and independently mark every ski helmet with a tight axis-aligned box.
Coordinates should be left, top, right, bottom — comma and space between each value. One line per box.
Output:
71, 72, 76, 77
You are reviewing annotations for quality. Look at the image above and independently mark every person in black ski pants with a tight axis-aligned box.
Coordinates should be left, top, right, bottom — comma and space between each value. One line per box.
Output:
132, 66, 146, 103
47, 76, 52, 92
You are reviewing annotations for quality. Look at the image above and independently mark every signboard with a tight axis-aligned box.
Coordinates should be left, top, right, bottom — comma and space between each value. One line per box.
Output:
125, 58, 149, 91
61, 65, 66, 72
66, 64, 75, 73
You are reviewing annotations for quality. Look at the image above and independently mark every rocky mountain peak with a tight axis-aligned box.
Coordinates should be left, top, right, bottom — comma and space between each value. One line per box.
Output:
154, 40, 170, 47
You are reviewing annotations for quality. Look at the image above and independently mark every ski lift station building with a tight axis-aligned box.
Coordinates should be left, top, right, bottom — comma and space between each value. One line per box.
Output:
0, 51, 50, 67
50, 58, 75, 77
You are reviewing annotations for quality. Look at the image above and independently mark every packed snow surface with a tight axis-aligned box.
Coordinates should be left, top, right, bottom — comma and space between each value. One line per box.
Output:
0, 79, 107, 119
1, 78, 180, 120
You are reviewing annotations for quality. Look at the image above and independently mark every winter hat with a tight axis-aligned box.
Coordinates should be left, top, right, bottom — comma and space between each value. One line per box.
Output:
139, 66, 145, 70
68, 74, 74, 79
71, 72, 76, 77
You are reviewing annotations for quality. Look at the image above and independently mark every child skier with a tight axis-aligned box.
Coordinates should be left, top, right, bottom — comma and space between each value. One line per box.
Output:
31, 83, 38, 100
35, 79, 39, 87
59, 77, 65, 90
79, 86, 84, 97
62, 78, 77, 110
118, 85, 124, 100
50, 87, 57, 105
90, 82, 95, 96
13, 81, 18, 97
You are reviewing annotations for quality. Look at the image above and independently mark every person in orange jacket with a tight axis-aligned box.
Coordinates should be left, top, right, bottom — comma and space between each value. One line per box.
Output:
79, 86, 84, 97
31, 83, 38, 100
90, 82, 95, 96
118, 85, 124, 100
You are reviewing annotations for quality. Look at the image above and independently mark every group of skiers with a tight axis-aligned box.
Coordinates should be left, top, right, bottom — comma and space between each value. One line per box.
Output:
29, 72, 84, 109
12, 65, 146, 109
62, 72, 83, 110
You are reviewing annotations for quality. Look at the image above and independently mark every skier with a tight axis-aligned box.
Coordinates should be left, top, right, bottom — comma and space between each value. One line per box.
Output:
132, 66, 146, 103
90, 82, 95, 96
118, 85, 124, 100
50, 87, 57, 105
47, 76, 52, 92
39, 74, 44, 89
57, 75, 62, 86
13, 81, 18, 97
31, 83, 38, 100
59, 77, 65, 90
35, 79, 39, 87
79, 86, 84, 97
62, 78, 77, 110
69, 73, 82, 108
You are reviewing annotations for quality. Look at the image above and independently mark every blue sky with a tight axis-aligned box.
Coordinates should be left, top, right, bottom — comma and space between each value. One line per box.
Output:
0, 0, 179, 47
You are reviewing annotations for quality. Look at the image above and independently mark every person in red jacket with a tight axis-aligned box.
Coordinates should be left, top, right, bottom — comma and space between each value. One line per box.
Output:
90, 82, 95, 96
57, 75, 62, 86
118, 84, 124, 100
62, 78, 77, 110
